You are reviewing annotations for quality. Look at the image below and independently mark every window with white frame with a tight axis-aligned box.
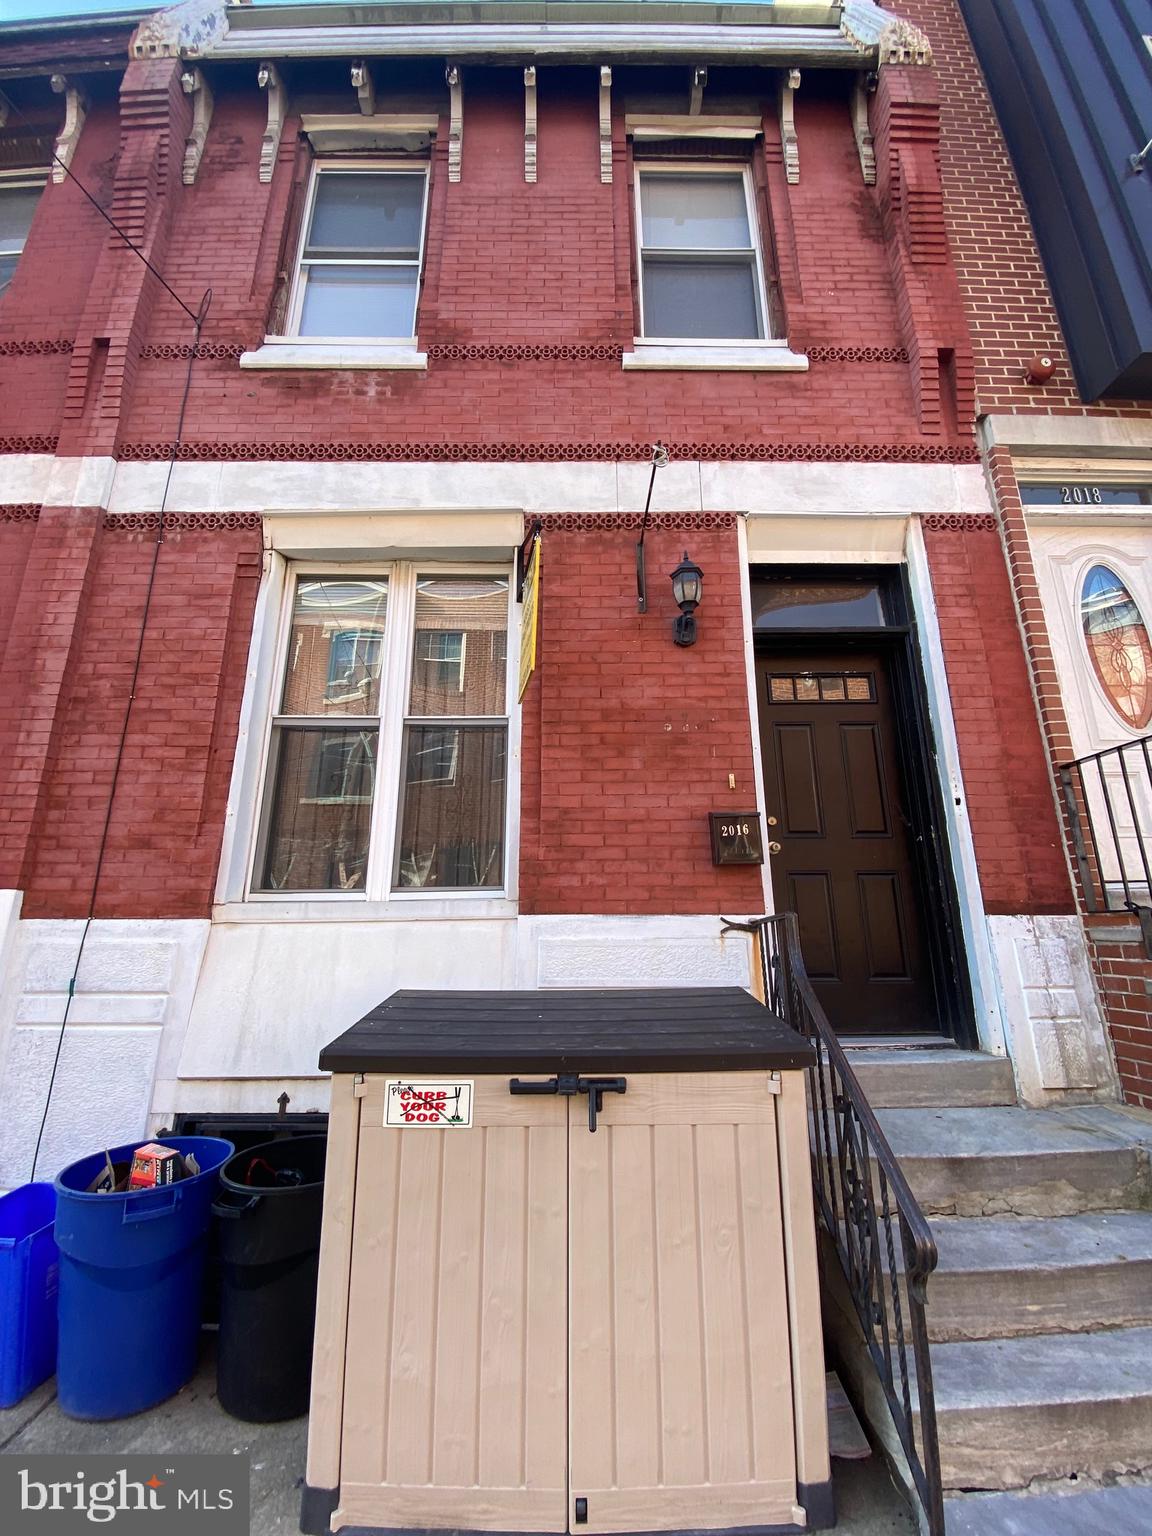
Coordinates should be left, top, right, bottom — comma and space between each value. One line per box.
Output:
634, 166, 771, 341
253, 569, 510, 895
285, 163, 429, 340
0, 176, 46, 299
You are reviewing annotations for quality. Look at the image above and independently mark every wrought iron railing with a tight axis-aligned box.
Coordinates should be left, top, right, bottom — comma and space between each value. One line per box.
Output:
1058, 734, 1152, 955
724, 913, 944, 1536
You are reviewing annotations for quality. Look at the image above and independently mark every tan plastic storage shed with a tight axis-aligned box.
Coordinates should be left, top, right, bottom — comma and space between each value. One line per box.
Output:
303, 988, 832, 1536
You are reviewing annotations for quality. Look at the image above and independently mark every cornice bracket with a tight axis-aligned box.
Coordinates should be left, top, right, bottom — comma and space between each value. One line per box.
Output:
524, 66, 537, 183
180, 67, 214, 185
351, 61, 376, 116
446, 63, 463, 182
690, 65, 707, 116
599, 66, 612, 184
50, 75, 88, 185
257, 60, 285, 184
780, 68, 800, 184
850, 75, 876, 184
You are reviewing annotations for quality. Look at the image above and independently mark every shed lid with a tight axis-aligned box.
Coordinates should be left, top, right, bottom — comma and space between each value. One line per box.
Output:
318, 987, 815, 1074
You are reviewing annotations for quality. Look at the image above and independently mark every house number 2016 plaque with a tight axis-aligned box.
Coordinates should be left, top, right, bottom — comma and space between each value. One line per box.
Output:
709, 812, 764, 865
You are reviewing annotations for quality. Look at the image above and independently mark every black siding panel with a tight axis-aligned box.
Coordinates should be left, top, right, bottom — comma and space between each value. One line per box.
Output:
958, 0, 1152, 401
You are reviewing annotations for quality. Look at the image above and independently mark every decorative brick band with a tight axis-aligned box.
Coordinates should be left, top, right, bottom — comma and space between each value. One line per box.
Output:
540, 511, 737, 532
113, 440, 981, 465
0, 338, 73, 357
0, 503, 41, 523
807, 345, 910, 364
427, 343, 625, 363
921, 513, 998, 532
0, 435, 58, 455
102, 511, 263, 533
139, 343, 247, 361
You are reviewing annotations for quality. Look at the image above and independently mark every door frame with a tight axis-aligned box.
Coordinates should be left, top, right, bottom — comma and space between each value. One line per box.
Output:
747, 562, 978, 1047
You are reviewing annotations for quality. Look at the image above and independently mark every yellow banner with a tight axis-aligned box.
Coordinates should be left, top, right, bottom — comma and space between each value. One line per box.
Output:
518, 538, 541, 700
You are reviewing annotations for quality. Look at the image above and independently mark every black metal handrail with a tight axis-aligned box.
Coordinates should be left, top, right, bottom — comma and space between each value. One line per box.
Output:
1058, 734, 1152, 954
725, 913, 944, 1536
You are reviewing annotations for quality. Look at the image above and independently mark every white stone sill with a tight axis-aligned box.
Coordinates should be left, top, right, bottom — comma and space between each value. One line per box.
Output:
239, 339, 428, 371
622, 341, 809, 372
214, 896, 517, 923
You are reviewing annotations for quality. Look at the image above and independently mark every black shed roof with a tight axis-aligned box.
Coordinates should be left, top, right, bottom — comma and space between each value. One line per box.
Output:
319, 987, 814, 1074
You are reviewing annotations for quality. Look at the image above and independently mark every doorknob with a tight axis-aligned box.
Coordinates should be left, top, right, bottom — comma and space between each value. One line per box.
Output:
767, 840, 782, 854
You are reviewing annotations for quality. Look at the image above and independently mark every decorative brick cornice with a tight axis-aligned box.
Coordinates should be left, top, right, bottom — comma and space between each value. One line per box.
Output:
112, 440, 980, 465
102, 511, 262, 532
138, 342, 245, 361
428, 342, 625, 363
807, 345, 909, 364
921, 513, 998, 533
0, 435, 58, 455
0, 338, 74, 357
0, 504, 41, 524
540, 511, 737, 533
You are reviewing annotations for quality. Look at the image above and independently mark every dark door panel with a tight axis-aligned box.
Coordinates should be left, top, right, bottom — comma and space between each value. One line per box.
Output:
758, 649, 937, 1033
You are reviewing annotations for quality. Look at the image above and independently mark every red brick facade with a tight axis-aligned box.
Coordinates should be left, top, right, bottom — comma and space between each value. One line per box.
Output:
0, 21, 1074, 940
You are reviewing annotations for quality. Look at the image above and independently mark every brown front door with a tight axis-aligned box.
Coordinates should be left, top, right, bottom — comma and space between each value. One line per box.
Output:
757, 648, 937, 1033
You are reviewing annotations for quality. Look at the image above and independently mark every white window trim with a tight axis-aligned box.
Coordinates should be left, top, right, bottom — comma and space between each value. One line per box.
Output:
624, 160, 808, 372
240, 158, 430, 371
219, 556, 519, 911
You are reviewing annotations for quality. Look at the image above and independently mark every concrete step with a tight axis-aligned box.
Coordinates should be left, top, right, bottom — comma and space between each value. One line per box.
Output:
874, 1105, 1152, 1217
844, 1047, 1017, 1108
945, 1483, 1152, 1535
892, 1211, 1152, 1341
921, 1326, 1152, 1491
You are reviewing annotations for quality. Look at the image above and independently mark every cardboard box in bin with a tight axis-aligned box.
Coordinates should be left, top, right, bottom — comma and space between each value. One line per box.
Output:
85, 1144, 202, 1193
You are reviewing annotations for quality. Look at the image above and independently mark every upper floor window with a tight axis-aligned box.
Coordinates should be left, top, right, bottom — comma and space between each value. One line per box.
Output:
286, 164, 429, 340
0, 177, 46, 299
635, 167, 770, 342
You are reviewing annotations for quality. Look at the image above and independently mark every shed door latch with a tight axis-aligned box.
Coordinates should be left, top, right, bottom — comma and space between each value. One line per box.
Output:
509, 1073, 628, 1132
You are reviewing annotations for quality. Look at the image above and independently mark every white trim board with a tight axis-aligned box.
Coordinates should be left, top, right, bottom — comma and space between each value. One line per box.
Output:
2, 455, 989, 518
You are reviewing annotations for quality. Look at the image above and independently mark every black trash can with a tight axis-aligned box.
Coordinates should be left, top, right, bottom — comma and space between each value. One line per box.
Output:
212, 1135, 327, 1422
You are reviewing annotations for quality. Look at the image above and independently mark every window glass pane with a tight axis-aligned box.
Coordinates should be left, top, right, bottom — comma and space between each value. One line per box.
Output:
0, 185, 41, 248
1080, 565, 1152, 729
395, 724, 506, 889
298, 265, 419, 338
0, 253, 18, 299
259, 726, 377, 891
280, 578, 388, 716
409, 577, 509, 716
751, 580, 888, 629
640, 173, 751, 250
642, 257, 761, 340
305, 172, 424, 258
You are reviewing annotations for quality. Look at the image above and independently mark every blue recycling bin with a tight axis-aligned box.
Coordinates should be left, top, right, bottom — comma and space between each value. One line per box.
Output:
53, 1136, 233, 1420
0, 1183, 58, 1408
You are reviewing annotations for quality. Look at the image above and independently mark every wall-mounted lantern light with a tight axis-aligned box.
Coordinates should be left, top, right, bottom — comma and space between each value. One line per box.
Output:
671, 551, 703, 646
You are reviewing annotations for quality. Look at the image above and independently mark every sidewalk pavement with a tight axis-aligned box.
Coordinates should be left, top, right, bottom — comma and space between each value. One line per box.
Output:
0, 1338, 916, 1536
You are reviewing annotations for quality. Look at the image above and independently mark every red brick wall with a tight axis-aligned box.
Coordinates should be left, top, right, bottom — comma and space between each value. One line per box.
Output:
6, 520, 261, 919
0, 518, 37, 657
0, 71, 973, 459
519, 519, 764, 916
1087, 920, 1152, 1112
896, 0, 1148, 417
923, 524, 1072, 914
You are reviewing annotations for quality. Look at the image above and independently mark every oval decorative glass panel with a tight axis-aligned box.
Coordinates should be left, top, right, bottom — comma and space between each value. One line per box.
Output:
1080, 565, 1152, 730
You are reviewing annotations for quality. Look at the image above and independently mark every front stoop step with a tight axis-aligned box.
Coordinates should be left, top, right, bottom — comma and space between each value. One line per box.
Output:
917, 1211, 1152, 1341
874, 1106, 1152, 1217
945, 1484, 1152, 1535
918, 1326, 1152, 1491
845, 1048, 1017, 1109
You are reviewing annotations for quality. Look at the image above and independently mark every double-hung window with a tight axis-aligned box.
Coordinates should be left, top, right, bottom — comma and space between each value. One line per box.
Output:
286, 163, 429, 340
635, 166, 770, 341
0, 176, 46, 299
254, 568, 510, 897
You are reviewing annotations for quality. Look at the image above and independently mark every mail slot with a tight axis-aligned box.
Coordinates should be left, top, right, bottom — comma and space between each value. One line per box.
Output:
302, 987, 831, 1536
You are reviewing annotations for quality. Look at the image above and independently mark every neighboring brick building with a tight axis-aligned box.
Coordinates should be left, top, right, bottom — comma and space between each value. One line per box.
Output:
0, 0, 1124, 1183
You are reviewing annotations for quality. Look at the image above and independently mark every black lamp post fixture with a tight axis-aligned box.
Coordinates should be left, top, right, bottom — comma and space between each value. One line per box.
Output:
670, 551, 704, 646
